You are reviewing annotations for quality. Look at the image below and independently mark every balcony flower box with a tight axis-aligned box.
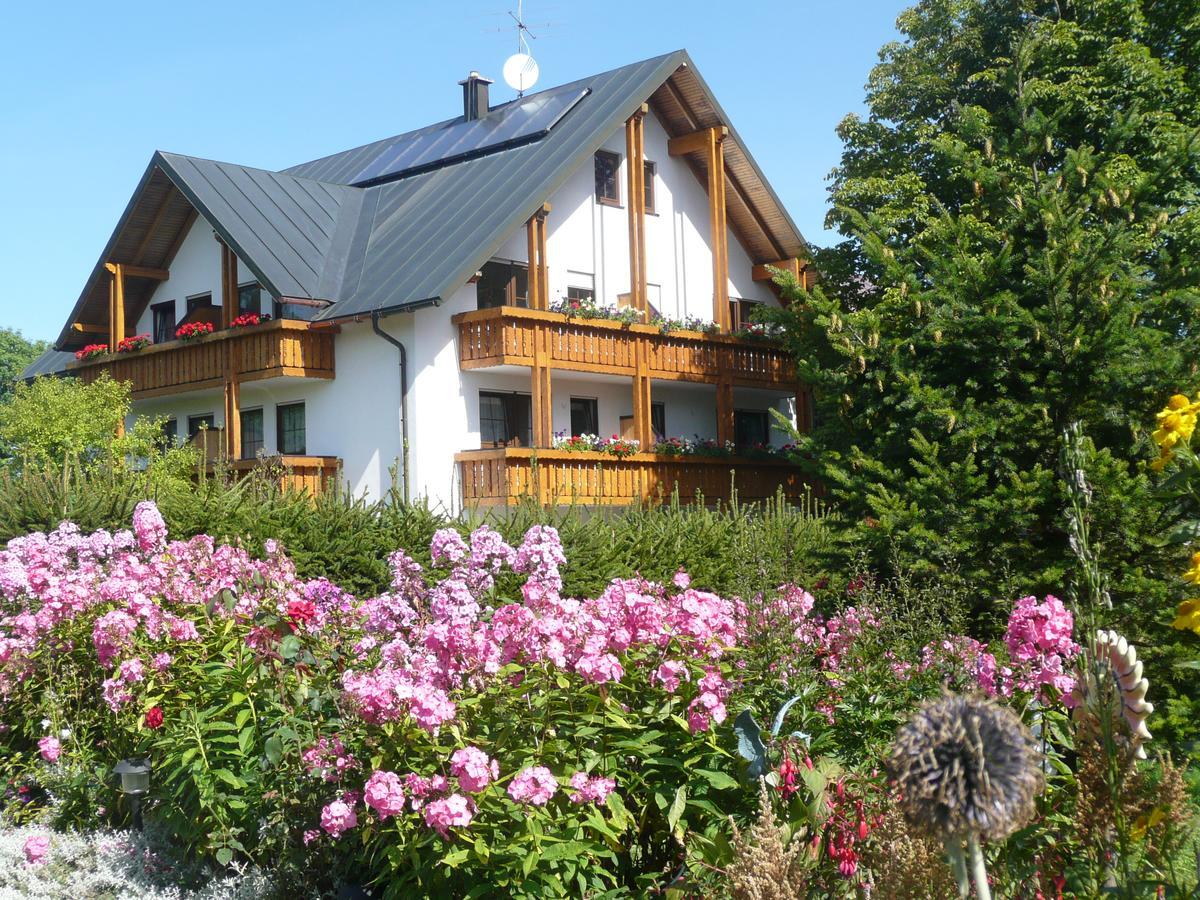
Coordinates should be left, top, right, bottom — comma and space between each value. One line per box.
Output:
116, 333, 152, 354
75, 343, 109, 361
175, 321, 214, 343
230, 312, 272, 329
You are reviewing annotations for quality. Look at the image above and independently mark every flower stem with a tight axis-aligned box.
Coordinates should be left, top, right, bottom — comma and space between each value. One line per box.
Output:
967, 834, 992, 900
946, 840, 971, 898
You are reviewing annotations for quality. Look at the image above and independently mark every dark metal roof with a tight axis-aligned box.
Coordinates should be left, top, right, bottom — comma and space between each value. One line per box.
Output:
21, 348, 76, 380
49, 51, 809, 349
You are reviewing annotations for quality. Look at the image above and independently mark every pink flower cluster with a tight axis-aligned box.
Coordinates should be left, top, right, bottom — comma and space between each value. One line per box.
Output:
1005, 594, 1080, 702
568, 772, 615, 805
302, 735, 357, 782
450, 746, 499, 793
919, 635, 1009, 696
508, 766, 558, 806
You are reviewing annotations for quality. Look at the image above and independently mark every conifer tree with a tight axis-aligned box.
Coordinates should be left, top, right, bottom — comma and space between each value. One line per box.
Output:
776, 0, 1200, 616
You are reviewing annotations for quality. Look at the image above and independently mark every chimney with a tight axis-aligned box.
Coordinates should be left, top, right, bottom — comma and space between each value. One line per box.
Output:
459, 71, 493, 122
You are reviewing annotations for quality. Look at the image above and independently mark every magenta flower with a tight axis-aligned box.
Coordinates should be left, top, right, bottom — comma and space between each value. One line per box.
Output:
423, 793, 475, 837
319, 798, 358, 838
450, 746, 499, 793
508, 766, 558, 806
132, 501, 167, 554
37, 736, 61, 762
568, 772, 616, 805
363, 770, 406, 819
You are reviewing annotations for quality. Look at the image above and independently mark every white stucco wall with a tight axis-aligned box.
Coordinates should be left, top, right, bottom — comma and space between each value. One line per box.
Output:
133, 221, 258, 336
493, 107, 778, 321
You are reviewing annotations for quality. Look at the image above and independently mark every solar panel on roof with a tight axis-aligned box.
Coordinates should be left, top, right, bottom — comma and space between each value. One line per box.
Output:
350, 86, 589, 187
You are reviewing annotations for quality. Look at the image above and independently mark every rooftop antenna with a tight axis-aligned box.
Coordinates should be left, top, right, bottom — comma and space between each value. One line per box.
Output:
502, 0, 540, 96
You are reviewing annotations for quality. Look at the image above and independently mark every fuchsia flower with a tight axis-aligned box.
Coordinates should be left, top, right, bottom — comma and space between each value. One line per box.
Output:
363, 770, 406, 819
450, 746, 499, 793
286, 599, 318, 626
38, 736, 61, 762
568, 772, 615, 805
319, 798, 358, 838
508, 766, 558, 806
424, 793, 475, 837
23, 834, 49, 865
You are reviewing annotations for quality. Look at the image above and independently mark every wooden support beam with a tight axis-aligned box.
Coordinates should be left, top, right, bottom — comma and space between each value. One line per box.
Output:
119, 265, 170, 281
531, 327, 553, 446
224, 341, 241, 461
716, 378, 734, 446
537, 206, 549, 308
795, 387, 813, 434
705, 129, 730, 331
526, 215, 540, 310
667, 125, 728, 158
72, 322, 106, 334
626, 106, 648, 319
219, 240, 238, 328
104, 263, 126, 348
752, 259, 803, 282
631, 338, 653, 449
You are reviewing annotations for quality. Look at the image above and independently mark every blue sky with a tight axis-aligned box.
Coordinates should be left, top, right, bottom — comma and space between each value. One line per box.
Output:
0, 0, 906, 342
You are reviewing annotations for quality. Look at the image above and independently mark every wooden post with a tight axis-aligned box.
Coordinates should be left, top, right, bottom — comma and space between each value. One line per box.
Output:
625, 106, 648, 318
531, 327, 553, 446
795, 386, 813, 434
631, 337, 653, 450
220, 240, 238, 328
716, 377, 734, 446
707, 128, 729, 331
525, 203, 551, 310
104, 263, 126, 349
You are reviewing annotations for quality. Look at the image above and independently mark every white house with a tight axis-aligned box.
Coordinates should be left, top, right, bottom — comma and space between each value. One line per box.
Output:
26, 50, 814, 510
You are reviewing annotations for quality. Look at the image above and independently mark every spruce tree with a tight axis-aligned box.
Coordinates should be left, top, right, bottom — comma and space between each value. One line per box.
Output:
776, 0, 1200, 619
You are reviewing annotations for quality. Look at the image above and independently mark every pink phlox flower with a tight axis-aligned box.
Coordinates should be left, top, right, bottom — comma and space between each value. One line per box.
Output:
23, 834, 49, 865
424, 793, 475, 837
450, 746, 499, 793
363, 770, 406, 819
319, 798, 357, 838
568, 772, 616, 805
38, 736, 62, 762
132, 501, 168, 555
507, 765, 558, 806
652, 660, 690, 693
430, 529, 469, 566
672, 569, 692, 589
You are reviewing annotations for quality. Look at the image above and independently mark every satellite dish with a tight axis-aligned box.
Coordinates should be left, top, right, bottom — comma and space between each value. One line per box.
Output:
503, 52, 539, 93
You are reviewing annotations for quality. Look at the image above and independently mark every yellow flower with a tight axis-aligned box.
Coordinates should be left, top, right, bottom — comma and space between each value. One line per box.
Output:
1172, 598, 1200, 634
1131, 807, 1167, 841
1150, 450, 1173, 473
1184, 552, 1200, 586
1167, 393, 1192, 411
1153, 395, 1198, 452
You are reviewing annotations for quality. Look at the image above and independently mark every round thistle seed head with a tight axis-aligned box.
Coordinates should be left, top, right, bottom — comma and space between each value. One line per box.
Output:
888, 693, 1044, 842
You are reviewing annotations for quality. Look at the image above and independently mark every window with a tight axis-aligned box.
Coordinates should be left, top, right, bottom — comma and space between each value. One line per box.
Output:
651, 402, 666, 441
238, 283, 263, 316
477, 260, 530, 309
566, 285, 594, 304
734, 409, 770, 449
479, 391, 532, 448
240, 408, 264, 459
186, 293, 213, 314
729, 298, 761, 331
151, 302, 175, 343
187, 414, 215, 439
276, 403, 306, 455
643, 161, 657, 213
569, 397, 598, 436
159, 418, 178, 449
594, 151, 620, 205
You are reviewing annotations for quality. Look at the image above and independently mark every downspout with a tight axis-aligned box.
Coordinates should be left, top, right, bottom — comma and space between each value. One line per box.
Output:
371, 299, 441, 504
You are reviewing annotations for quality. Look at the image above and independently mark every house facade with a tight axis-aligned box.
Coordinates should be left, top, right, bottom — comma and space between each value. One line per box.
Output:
26, 51, 813, 510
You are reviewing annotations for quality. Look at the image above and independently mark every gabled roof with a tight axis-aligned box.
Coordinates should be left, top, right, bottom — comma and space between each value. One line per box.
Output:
45, 50, 807, 365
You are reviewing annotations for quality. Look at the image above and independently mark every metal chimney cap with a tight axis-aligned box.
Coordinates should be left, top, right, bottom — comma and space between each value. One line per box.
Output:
458, 72, 494, 85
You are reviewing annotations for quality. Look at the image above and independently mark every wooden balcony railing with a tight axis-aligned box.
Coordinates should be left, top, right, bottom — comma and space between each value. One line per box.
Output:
230, 455, 342, 495
69, 320, 336, 398
457, 448, 811, 506
454, 308, 795, 388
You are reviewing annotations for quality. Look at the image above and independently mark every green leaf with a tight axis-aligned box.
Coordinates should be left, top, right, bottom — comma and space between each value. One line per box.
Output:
263, 736, 283, 765
279, 634, 301, 661
694, 768, 739, 791
213, 768, 245, 789
667, 785, 687, 832
215, 847, 233, 867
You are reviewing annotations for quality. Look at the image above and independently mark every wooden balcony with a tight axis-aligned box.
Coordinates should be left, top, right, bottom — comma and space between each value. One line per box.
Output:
69, 320, 336, 398
457, 448, 810, 506
230, 456, 342, 495
454, 308, 795, 388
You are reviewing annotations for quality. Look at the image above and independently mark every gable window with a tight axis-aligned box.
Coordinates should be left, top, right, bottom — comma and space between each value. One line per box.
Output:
643, 161, 657, 214
186, 293, 213, 314
477, 260, 529, 310
151, 302, 175, 343
187, 414, 215, 439
238, 283, 263, 316
479, 391, 532, 448
569, 397, 598, 436
277, 403, 306, 455
734, 409, 770, 449
594, 151, 620, 206
241, 408, 264, 459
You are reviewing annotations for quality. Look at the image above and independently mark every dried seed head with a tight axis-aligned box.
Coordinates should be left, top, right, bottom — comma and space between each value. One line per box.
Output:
888, 694, 1044, 842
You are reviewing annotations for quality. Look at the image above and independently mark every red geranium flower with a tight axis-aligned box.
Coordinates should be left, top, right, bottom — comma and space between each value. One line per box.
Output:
144, 707, 164, 730
286, 599, 317, 625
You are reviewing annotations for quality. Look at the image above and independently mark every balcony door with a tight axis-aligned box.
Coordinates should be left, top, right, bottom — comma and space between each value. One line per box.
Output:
477, 261, 530, 310
479, 391, 532, 448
